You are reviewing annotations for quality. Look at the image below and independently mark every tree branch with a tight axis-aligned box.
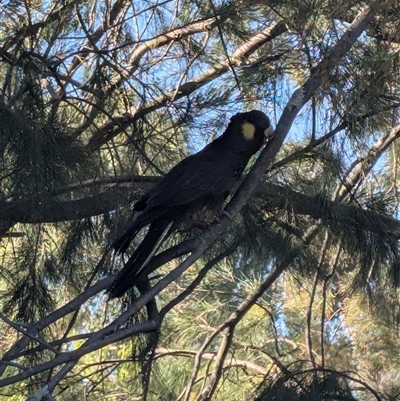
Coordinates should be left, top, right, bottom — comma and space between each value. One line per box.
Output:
335, 122, 400, 201
86, 21, 287, 150
154, 347, 269, 375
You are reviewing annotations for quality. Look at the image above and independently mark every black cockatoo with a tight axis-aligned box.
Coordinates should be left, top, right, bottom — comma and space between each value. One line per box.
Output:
110, 110, 273, 298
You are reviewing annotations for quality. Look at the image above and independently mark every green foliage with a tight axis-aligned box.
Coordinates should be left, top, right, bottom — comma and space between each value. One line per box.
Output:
2, 0, 400, 400
0, 101, 92, 200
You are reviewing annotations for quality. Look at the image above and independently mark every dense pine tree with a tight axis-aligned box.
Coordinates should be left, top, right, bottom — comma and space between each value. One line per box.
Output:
1, 1, 400, 400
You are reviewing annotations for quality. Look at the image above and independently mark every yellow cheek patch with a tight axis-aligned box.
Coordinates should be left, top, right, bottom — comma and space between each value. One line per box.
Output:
242, 121, 255, 141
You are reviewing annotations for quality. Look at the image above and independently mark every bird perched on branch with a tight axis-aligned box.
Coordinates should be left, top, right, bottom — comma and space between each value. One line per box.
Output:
110, 110, 273, 298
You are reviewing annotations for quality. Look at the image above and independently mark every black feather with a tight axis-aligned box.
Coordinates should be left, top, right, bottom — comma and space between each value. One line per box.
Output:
110, 110, 272, 298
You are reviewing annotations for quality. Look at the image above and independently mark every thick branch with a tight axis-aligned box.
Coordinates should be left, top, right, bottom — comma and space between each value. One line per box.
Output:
257, 183, 400, 239
0, 186, 138, 225
3, 179, 399, 241
87, 21, 287, 150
